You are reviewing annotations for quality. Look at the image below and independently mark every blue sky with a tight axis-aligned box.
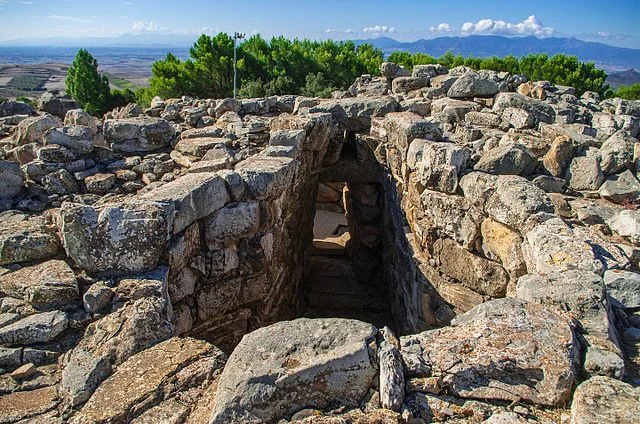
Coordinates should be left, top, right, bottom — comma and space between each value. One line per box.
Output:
0, 0, 639, 48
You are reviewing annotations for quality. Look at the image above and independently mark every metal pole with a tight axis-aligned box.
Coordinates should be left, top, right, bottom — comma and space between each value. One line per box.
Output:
233, 36, 237, 99
233, 32, 244, 99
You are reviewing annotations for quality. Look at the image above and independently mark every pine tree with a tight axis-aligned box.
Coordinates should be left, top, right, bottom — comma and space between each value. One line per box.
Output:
65, 49, 111, 116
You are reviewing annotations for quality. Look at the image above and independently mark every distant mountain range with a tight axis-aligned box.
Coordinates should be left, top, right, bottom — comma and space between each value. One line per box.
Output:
1, 34, 639, 73
355, 35, 640, 72
606, 69, 640, 88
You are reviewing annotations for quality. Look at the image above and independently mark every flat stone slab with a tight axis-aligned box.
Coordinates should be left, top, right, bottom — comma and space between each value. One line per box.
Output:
210, 318, 378, 423
236, 156, 297, 200
400, 298, 578, 407
71, 337, 225, 424
0, 310, 68, 346
0, 386, 59, 424
0, 259, 79, 310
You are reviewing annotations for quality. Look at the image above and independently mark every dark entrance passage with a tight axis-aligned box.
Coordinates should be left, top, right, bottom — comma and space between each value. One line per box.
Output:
301, 180, 394, 330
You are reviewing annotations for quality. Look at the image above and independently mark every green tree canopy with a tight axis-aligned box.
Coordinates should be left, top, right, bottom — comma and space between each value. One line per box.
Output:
65, 49, 111, 115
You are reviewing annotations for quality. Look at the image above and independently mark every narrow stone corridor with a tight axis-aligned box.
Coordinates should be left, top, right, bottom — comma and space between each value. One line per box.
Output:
301, 185, 394, 330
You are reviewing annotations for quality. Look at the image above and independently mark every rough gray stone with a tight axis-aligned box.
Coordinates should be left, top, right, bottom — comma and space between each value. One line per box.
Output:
59, 201, 169, 273
408, 139, 469, 193
0, 211, 59, 266
474, 144, 536, 176
236, 156, 297, 200
598, 170, 640, 205
516, 270, 624, 378
43, 125, 94, 155
104, 117, 175, 153
447, 71, 499, 98
141, 172, 230, 235
604, 269, 640, 309
485, 175, 554, 230
210, 318, 378, 424
566, 156, 604, 191
607, 209, 640, 244
0, 259, 79, 311
0, 160, 24, 198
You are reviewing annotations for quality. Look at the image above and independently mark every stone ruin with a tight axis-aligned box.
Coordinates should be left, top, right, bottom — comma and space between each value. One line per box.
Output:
0, 62, 639, 423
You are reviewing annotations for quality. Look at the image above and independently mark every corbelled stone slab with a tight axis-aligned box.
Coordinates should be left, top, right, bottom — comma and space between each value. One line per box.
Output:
236, 156, 297, 200
210, 318, 378, 423
141, 172, 230, 235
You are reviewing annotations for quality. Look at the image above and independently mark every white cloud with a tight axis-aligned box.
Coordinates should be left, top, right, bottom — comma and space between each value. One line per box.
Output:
123, 1, 133, 4
131, 21, 166, 33
325, 28, 355, 35
41, 14, 93, 23
18, 1, 35, 4
363, 25, 396, 34
460, 15, 554, 37
430, 23, 452, 33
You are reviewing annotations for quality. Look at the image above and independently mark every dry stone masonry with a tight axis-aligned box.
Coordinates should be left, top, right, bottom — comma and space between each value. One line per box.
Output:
0, 62, 639, 423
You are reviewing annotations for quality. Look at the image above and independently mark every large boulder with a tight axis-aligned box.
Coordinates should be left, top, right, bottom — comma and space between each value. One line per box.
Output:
59, 201, 169, 273
598, 131, 636, 174
400, 298, 579, 406
210, 318, 378, 423
11, 113, 62, 145
407, 139, 469, 193
516, 270, 624, 378
0, 310, 68, 346
38, 92, 78, 119
570, 376, 640, 424
236, 156, 297, 200
43, 124, 94, 155
103, 117, 175, 153
598, 170, 640, 205
492, 92, 556, 125
140, 172, 230, 235
474, 143, 536, 176
484, 175, 554, 230
447, 71, 499, 98
0, 100, 36, 117
522, 218, 619, 276
566, 156, 604, 191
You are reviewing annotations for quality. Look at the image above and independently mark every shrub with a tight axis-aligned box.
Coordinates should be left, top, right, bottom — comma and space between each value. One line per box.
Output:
65, 49, 111, 115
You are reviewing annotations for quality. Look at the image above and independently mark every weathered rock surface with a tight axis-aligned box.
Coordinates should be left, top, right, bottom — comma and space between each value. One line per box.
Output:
0, 211, 59, 266
0, 259, 79, 310
210, 318, 378, 423
447, 71, 499, 98
400, 298, 578, 406
570, 376, 640, 424
60, 270, 173, 407
604, 269, 640, 309
70, 337, 225, 424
